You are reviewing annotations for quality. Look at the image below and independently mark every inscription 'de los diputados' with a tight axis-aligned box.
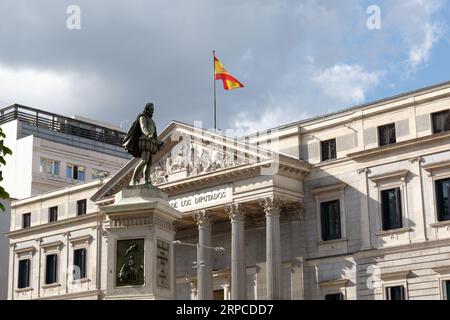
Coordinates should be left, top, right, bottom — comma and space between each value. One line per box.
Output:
169, 186, 232, 212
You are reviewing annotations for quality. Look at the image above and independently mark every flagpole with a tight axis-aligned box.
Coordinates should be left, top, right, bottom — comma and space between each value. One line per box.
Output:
213, 50, 217, 130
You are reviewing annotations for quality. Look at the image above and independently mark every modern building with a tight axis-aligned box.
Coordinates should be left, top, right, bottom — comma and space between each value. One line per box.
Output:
5, 81, 450, 300
0, 104, 130, 299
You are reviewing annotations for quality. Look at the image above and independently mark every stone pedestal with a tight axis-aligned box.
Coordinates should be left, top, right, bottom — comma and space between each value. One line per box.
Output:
102, 185, 182, 300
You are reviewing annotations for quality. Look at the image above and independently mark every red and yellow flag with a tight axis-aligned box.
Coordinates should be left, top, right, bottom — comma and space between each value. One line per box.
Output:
214, 56, 244, 90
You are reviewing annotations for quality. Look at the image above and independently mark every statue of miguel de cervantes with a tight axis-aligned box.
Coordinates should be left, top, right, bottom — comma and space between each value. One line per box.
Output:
123, 102, 164, 185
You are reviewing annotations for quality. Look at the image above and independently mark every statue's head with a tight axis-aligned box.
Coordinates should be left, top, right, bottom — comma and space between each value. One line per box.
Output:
144, 102, 154, 117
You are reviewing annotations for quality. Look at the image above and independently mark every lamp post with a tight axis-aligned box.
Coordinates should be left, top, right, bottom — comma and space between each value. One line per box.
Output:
173, 240, 225, 300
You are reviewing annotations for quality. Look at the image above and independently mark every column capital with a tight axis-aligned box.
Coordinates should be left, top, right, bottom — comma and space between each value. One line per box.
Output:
225, 203, 246, 223
259, 197, 282, 216
192, 210, 212, 227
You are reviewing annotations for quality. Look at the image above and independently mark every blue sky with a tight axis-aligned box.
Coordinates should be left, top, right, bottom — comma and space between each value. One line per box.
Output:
0, 0, 449, 135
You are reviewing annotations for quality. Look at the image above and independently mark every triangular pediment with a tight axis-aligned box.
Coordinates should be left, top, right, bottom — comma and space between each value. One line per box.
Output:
91, 121, 278, 202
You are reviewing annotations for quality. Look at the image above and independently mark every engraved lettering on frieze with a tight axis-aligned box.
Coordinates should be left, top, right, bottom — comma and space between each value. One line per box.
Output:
156, 240, 170, 288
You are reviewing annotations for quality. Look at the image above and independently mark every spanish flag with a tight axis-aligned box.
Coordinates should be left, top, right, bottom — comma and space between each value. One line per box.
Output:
214, 56, 244, 90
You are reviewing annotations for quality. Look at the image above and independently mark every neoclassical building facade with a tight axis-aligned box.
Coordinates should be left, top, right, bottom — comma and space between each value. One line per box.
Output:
5, 81, 450, 300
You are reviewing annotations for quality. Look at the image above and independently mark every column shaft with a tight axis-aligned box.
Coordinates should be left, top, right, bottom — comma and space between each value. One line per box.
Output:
226, 204, 246, 300
193, 210, 213, 300
260, 198, 282, 300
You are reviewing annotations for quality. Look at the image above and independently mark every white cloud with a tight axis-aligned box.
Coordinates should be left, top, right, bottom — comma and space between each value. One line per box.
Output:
408, 22, 443, 69
312, 64, 382, 105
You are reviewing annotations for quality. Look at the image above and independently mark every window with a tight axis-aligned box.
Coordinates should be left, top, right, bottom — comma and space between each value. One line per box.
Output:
76, 199, 87, 216
66, 164, 85, 181
22, 213, 31, 229
45, 254, 58, 284
40, 158, 60, 176
73, 248, 87, 280
378, 123, 396, 146
91, 168, 109, 180
321, 139, 337, 162
381, 188, 403, 231
386, 286, 405, 300
48, 206, 58, 223
18, 259, 30, 289
435, 178, 450, 222
444, 280, 450, 300
320, 200, 341, 241
325, 293, 344, 300
432, 110, 450, 134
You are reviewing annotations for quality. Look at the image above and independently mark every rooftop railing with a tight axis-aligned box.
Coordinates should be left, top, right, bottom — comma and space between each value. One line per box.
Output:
0, 104, 126, 147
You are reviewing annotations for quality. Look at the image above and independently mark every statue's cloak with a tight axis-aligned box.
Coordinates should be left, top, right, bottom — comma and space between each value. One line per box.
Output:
122, 113, 145, 158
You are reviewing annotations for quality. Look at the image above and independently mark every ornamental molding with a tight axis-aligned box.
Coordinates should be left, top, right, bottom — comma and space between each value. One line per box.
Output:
224, 203, 246, 223
258, 197, 283, 215
192, 209, 212, 227
312, 183, 347, 196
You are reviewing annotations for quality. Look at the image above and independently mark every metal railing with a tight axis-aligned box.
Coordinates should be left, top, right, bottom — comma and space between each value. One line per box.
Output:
0, 104, 126, 147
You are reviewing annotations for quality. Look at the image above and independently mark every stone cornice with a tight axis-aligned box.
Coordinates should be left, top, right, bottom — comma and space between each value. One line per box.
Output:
5, 212, 103, 239
369, 169, 409, 184
348, 131, 450, 160
422, 160, 450, 176
319, 278, 349, 288
380, 270, 411, 281
312, 183, 347, 196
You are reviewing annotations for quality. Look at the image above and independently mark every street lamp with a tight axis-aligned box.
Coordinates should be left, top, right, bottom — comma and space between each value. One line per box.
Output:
173, 240, 225, 299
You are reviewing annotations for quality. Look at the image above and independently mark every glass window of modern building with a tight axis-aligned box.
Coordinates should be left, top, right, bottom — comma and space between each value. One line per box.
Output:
40, 158, 60, 176
66, 164, 85, 182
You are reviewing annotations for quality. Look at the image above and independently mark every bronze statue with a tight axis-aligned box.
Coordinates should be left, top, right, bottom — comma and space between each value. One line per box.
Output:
123, 102, 164, 185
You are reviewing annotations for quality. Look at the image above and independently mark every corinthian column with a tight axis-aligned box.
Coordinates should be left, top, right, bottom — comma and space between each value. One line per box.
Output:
192, 210, 213, 300
225, 203, 247, 300
259, 197, 282, 300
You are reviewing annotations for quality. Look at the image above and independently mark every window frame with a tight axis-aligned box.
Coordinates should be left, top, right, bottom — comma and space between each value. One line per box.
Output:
324, 292, 344, 300
48, 206, 58, 223
76, 199, 87, 216
320, 199, 342, 241
313, 184, 347, 244
320, 138, 337, 162
371, 170, 410, 236
73, 247, 87, 281
385, 285, 406, 300
22, 212, 31, 229
45, 253, 59, 285
66, 163, 86, 182
380, 187, 403, 231
434, 177, 450, 222
17, 258, 31, 289
431, 109, 450, 134
39, 157, 60, 176
91, 168, 109, 180
378, 123, 397, 147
